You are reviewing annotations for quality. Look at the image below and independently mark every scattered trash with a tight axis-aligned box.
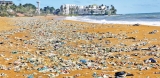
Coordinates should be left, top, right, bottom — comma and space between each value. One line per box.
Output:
149, 30, 158, 34
125, 37, 136, 40
0, 17, 159, 78
133, 23, 140, 26
0, 42, 3, 44
28, 74, 34, 78
149, 58, 156, 63
115, 71, 127, 78
12, 51, 18, 54
92, 72, 97, 77
126, 73, 134, 76
80, 59, 87, 64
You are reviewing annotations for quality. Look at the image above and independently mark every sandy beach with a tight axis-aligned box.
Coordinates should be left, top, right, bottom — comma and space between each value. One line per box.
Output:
0, 16, 160, 78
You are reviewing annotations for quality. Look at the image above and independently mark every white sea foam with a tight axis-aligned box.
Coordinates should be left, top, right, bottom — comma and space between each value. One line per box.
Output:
65, 16, 160, 26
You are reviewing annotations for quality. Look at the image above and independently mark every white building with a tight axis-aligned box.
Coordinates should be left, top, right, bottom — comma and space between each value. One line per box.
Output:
61, 4, 108, 15
92, 5, 97, 10
61, 4, 76, 15
77, 5, 85, 15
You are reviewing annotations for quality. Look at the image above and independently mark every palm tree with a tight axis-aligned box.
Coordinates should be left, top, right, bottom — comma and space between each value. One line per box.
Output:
46, 9, 50, 14
69, 7, 74, 15
101, 4, 106, 15
89, 5, 91, 9
110, 5, 114, 10
110, 5, 117, 15
86, 6, 90, 14
75, 6, 79, 15
101, 4, 104, 7
50, 7, 55, 14
107, 6, 109, 10
84, 9, 86, 15
112, 9, 117, 15
89, 5, 93, 14
90, 10, 94, 15
63, 6, 66, 15
60, 5, 63, 14
73, 7, 76, 15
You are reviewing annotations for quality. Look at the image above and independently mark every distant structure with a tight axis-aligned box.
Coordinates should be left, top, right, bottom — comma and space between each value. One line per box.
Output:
61, 4, 76, 15
60, 4, 113, 15
36, 1, 40, 15
0, 0, 13, 5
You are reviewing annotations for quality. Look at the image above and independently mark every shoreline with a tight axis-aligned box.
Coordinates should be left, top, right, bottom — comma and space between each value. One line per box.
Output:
63, 19, 160, 27
64, 19, 160, 27
64, 15, 160, 26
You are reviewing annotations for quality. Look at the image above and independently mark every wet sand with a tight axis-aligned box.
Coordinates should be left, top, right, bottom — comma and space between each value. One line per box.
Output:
0, 17, 160, 78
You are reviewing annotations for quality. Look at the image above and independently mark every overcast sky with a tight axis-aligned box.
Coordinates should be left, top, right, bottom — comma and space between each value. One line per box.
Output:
13, 0, 160, 14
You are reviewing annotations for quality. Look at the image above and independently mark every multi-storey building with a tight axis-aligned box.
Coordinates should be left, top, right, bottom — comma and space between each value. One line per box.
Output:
61, 4, 76, 15
61, 4, 109, 15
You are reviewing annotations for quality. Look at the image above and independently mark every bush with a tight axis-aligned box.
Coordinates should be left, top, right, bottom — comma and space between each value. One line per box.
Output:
8, 12, 16, 17
0, 12, 9, 17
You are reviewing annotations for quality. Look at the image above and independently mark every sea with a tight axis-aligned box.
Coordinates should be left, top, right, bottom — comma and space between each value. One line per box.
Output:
64, 12, 160, 26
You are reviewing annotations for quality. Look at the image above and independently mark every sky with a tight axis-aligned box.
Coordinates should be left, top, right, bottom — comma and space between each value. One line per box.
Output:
12, 0, 160, 14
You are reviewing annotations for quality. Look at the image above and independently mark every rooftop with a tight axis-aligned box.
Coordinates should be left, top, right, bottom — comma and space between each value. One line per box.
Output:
0, 1, 13, 4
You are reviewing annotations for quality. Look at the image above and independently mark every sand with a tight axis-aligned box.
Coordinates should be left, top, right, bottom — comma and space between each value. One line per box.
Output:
0, 17, 160, 78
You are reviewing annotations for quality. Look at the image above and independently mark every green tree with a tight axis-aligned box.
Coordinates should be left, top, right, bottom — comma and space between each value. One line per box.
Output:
90, 10, 94, 15
16, 3, 24, 13
64, 6, 66, 14
50, 7, 55, 14
46, 9, 50, 14
110, 5, 115, 10
84, 9, 86, 14
19, 3, 37, 16
40, 8, 45, 13
106, 6, 109, 10
0, 4, 9, 16
69, 7, 74, 15
54, 9, 60, 15
40, 6, 55, 15
75, 6, 79, 15
23, 3, 36, 9
10, 4, 17, 11
110, 5, 117, 15
60, 5, 63, 14
0, 5, 6, 11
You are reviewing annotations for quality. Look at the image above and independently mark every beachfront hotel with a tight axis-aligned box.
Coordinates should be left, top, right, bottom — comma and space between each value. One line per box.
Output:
60, 4, 112, 15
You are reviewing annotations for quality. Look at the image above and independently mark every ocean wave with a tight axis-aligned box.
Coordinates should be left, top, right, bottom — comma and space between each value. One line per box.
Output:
65, 16, 160, 26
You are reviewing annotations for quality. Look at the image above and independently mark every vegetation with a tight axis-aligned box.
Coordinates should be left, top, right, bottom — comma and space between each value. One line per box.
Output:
110, 5, 117, 15
0, 3, 36, 17
40, 6, 55, 15
54, 9, 60, 15
91, 10, 94, 15
0, 3, 55, 17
